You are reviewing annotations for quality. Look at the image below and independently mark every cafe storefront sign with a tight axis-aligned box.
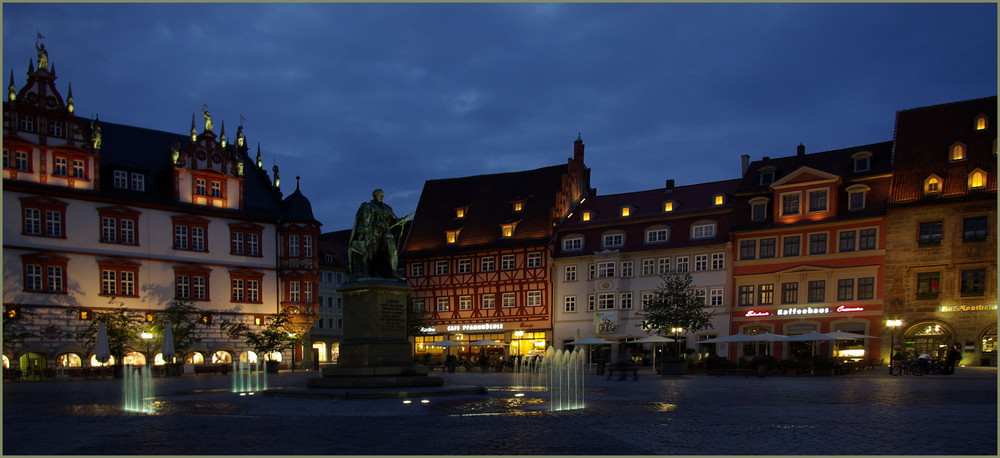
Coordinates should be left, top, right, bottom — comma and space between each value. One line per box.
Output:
939, 304, 998, 313
744, 305, 868, 318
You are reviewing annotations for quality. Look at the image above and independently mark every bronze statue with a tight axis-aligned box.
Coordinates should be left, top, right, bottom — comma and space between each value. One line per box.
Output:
348, 189, 413, 281
201, 103, 213, 132
35, 41, 48, 71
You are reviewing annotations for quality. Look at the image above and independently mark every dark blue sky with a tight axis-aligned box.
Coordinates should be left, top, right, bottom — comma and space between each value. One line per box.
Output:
4, 3, 996, 230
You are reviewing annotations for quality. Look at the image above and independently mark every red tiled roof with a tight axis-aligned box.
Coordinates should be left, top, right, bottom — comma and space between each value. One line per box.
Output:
402, 164, 569, 256
889, 96, 997, 205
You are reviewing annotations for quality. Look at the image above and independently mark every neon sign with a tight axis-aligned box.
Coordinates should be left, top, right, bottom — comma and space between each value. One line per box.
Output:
745, 310, 770, 317
939, 304, 998, 312
836, 305, 864, 313
777, 307, 831, 316
446, 323, 504, 332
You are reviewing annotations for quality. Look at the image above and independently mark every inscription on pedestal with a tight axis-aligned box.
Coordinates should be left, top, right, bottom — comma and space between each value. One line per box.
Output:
379, 299, 406, 334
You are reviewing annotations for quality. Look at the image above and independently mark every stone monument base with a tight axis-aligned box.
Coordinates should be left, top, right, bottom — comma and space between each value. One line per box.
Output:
306, 280, 445, 391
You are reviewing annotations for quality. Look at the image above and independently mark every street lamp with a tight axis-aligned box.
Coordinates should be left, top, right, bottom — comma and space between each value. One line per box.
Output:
671, 327, 684, 358
140, 331, 154, 366
886, 320, 902, 374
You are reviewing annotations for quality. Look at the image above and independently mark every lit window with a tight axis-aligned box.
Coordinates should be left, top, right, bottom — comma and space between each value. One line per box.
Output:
924, 175, 942, 195
950, 142, 966, 161
620, 206, 631, 217
968, 169, 987, 189
582, 211, 592, 222
500, 224, 515, 238
455, 207, 466, 218
713, 195, 724, 206
975, 115, 989, 130
446, 230, 460, 243
512, 201, 524, 212
663, 201, 674, 212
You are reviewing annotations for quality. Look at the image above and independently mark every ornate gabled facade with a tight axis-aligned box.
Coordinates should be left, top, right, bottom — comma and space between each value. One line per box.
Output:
402, 136, 591, 361
552, 178, 740, 363
883, 96, 997, 365
729, 141, 894, 361
3, 43, 319, 375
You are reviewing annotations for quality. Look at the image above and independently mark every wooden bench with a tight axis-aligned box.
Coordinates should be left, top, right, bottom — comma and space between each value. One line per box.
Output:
710, 368, 752, 377
193, 364, 227, 375
606, 363, 639, 381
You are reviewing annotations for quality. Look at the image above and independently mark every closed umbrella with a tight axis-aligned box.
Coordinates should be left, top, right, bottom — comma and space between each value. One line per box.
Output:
95, 321, 111, 364
161, 321, 175, 363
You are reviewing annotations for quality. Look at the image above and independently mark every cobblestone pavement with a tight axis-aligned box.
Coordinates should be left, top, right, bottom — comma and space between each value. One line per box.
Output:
3, 366, 997, 455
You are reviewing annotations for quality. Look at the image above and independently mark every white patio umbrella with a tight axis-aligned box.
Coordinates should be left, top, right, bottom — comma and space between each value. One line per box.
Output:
95, 321, 111, 364
824, 330, 878, 340
424, 339, 462, 347
785, 331, 838, 342
632, 335, 675, 366
566, 337, 614, 372
750, 332, 790, 342
161, 321, 175, 363
469, 339, 509, 347
700, 334, 759, 343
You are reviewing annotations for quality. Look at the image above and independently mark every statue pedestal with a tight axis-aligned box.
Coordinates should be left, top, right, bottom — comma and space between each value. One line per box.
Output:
307, 280, 443, 389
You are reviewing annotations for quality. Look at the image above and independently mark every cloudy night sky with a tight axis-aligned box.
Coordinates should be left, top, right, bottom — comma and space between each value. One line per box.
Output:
3, 3, 996, 230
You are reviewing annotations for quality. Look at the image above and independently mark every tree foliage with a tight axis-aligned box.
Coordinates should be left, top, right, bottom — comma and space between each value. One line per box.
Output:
637, 270, 715, 335
218, 310, 294, 360
150, 299, 210, 358
3, 306, 38, 349
68, 298, 146, 363
406, 295, 432, 337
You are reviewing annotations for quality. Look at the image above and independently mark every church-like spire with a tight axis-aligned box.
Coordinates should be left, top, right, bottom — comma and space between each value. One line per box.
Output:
66, 82, 74, 113
220, 120, 227, 147
8, 70, 15, 102
190, 113, 197, 142
256, 143, 263, 169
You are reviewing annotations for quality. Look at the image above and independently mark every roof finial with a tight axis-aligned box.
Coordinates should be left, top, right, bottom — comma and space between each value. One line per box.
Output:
256, 143, 263, 168
220, 120, 227, 147
296, 176, 301, 191
576, 132, 582, 142
190, 113, 197, 142
66, 82, 74, 113
8, 70, 16, 102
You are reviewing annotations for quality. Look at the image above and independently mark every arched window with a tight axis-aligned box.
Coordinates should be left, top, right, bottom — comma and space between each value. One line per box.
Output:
950, 142, 967, 161
902, 321, 954, 360
975, 114, 989, 131
968, 169, 987, 189
924, 175, 942, 195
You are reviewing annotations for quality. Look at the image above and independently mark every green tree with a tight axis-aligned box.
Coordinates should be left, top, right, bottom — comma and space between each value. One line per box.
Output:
406, 295, 432, 337
218, 310, 294, 361
637, 271, 715, 358
3, 305, 38, 350
68, 298, 145, 366
150, 299, 211, 362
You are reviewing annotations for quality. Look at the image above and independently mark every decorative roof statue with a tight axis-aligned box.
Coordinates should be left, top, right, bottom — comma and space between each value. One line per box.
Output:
201, 102, 213, 132
171, 142, 181, 165
348, 189, 414, 282
90, 117, 102, 151
272, 164, 280, 188
35, 37, 48, 71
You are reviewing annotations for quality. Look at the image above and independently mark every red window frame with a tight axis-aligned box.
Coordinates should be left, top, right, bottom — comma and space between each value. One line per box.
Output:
20, 196, 67, 238
172, 215, 210, 252
97, 258, 141, 297
230, 269, 264, 304
173, 264, 212, 301
98, 206, 141, 245
229, 222, 264, 257
21, 252, 68, 294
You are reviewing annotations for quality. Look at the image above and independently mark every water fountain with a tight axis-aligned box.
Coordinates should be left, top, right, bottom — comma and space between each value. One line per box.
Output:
542, 346, 585, 411
232, 361, 268, 394
122, 364, 154, 413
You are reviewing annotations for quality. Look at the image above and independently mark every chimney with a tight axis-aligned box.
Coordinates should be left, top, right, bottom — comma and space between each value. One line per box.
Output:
741, 154, 750, 175
665, 179, 675, 192
797, 143, 805, 157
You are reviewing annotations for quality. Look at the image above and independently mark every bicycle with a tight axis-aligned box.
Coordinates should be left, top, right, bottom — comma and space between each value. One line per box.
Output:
890, 359, 924, 376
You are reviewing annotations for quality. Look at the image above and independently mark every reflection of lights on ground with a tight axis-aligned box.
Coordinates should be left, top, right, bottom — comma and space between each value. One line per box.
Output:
514, 393, 524, 397
654, 402, 677, 412
421, 399, 430, 404
403, 400, 412, 404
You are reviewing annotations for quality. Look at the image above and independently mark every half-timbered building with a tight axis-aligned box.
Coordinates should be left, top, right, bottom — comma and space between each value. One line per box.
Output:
402, 136, 591, 362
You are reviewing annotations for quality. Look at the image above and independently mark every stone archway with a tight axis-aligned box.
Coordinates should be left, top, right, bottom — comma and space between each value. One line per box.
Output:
902, 321, 954, 359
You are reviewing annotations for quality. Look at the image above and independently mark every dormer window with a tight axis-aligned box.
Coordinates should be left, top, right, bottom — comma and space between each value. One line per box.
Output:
500, 222, 517, 238
807, 189, 828, 213
663, 201, 675, 212
924, 175, 942, 195
446, 229, 461, 243
968, 169, 987, 189
846, 184, 869, 211
455, 207, 467, 219
713, 194, 725, 206
749, 197, 769, 222
950, 142, 967, 161
581, 211, 593, 222
602, 232, 624, 248
758, 166, 776, 185
512, 201, 524, 212
620, 206, 633, 217
852, 151, 872, 172
975, 114, 989, 130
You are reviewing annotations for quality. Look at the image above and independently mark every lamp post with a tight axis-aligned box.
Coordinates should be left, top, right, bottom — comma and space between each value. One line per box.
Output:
671, 327, 684, 359
886, 320, 902, 374
140, 331, 154, 366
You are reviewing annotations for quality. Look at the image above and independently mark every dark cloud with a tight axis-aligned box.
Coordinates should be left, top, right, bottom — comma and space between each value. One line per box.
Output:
4, 3, 995, 229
